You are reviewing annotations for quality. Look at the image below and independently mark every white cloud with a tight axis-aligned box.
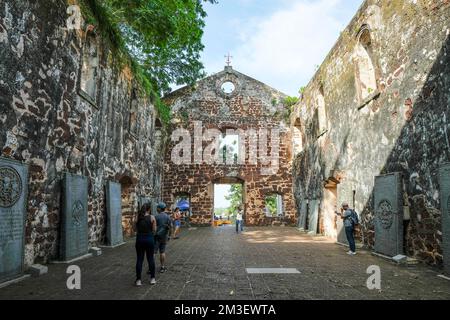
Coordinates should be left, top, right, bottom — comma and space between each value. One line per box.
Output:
228, 0, 355, 95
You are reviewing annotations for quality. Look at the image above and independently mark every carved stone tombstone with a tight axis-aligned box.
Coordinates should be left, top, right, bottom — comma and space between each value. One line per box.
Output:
138, 196, 152, 211
337, 182, 353, 244
151, 197, 158, 216
298, 200, 307, 230
106, 181, 124, 247
307, 199, 319, 235
438, 163, 450, 274
374, 172, 403, 257
60, 173, 89, 261
0, 158, 28, 283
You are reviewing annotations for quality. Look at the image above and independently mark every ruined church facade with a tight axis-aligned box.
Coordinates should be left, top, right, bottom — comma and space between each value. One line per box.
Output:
291, 0, 450, 268
162, 66, 296, 226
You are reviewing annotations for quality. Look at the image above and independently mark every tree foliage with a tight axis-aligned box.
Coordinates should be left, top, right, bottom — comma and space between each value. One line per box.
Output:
82, 0, 216, 96
283, 96, 299, 108
265, 195, 277, 216
225, 184, 243, 216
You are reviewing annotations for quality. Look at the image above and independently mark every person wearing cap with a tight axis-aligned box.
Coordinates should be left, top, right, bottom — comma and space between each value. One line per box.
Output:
335, 202, 356, 255
154, 202, 172, 273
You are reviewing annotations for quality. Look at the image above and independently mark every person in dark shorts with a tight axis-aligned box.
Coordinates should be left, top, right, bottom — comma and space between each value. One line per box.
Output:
135, 203, 156, 286
154, 202, 172, 273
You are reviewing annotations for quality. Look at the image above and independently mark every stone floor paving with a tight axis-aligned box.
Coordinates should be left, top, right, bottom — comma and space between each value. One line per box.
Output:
1, 226, 450, 300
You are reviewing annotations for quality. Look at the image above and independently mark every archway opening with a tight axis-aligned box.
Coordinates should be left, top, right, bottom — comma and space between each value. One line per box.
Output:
119, 175, 136, 236
212, 177, 244, 227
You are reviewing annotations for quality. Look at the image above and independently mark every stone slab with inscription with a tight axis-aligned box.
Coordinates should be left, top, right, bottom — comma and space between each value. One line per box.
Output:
307, 199, 319, 235
298, 200, 307, 230
0, 157, 28, 283
439, 163, 450, 274
60, 173, 89, 261
337, 182, 353, 244
374, 172, 403, 257
106, 181, 124, 247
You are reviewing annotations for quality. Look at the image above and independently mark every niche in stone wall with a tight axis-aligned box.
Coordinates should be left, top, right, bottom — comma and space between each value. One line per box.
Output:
80, 32, 99, 103
354, 25, 378, 103
114, 112, 123, 161
316, 86, 327, 136
129, 89, 138, 137
154, 118, 162, 150
292, 117, 303, 156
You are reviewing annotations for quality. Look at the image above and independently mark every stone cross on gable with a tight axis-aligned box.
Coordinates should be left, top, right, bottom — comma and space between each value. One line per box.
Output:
224, 53, 233, 67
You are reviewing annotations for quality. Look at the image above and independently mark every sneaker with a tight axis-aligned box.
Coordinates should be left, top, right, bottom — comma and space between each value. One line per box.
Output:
346, 251, 353, 255
150, 278, 156, 285
350, 251, 357, 255
160, 266, 167, 273
135, 279, 142, 286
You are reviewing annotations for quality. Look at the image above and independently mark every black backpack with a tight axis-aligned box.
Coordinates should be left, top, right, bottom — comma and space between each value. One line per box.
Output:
350, 210, 359, 226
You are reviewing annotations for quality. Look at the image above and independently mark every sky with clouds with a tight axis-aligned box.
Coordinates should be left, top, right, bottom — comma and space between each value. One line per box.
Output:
200, 0, 364, 209
201, 0, 364, 96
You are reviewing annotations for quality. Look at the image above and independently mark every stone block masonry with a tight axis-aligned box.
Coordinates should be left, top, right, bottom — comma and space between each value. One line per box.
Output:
162, 66, 296, 226
291, 0, 450, 268
0, 0, 165, 268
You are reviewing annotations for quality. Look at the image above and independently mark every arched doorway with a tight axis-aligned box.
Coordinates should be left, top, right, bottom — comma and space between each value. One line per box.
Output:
212, 177, 245, 227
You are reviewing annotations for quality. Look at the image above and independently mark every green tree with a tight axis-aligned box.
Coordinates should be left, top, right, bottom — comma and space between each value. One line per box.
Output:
283, 96, 299, 108
225, 184, 243, 216
82, 0, 217, 96
265, 195, 277, 216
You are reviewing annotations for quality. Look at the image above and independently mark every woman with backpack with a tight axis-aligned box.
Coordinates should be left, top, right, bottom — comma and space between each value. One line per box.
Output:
135, 203, 157, 286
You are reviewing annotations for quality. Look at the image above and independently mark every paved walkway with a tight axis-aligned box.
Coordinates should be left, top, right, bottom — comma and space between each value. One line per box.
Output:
1, 226, 450, 300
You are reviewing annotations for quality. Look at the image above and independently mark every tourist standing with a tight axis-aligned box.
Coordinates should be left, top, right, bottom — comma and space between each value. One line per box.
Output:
135, 203, 156, 286
235, 206, 244, 234
172, 207, 182, 239
154, 202, 172, 273
336, 202, 358, 255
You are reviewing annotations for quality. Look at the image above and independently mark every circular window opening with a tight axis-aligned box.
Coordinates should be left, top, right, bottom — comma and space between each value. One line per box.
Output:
221, 81, 236, 94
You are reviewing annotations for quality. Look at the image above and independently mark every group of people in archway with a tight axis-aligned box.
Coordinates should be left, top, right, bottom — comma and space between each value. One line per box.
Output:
133, 202, 188, 286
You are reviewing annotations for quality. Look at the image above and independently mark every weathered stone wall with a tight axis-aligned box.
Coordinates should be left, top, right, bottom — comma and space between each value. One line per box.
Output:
0, 0, 164, 266
291, 0, 450, 266
163, 67, 296, 226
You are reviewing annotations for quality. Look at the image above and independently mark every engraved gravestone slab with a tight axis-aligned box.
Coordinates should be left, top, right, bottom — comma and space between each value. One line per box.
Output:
151, 198, 158, 216
0, 158, 28, 283
138, 196, 152, 211
106, 181, 124, 246
438, 163, 450, 274
374, 172, 403, 257
337, 182, 353, 244
60, 173, 88, 261
307, 199, 319, 234
298, 200, 307, 230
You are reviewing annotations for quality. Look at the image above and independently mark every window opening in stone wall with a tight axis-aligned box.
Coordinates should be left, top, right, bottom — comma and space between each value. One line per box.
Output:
292, 117, 303, 156
221, 81, 235, 94
355, 26, 377, 102
219, 134, 239, 164
264, 194, 284, 217
80, 33, 99, 102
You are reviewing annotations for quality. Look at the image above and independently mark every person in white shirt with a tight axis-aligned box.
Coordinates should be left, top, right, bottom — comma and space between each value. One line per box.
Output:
235, 206, 244, 233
